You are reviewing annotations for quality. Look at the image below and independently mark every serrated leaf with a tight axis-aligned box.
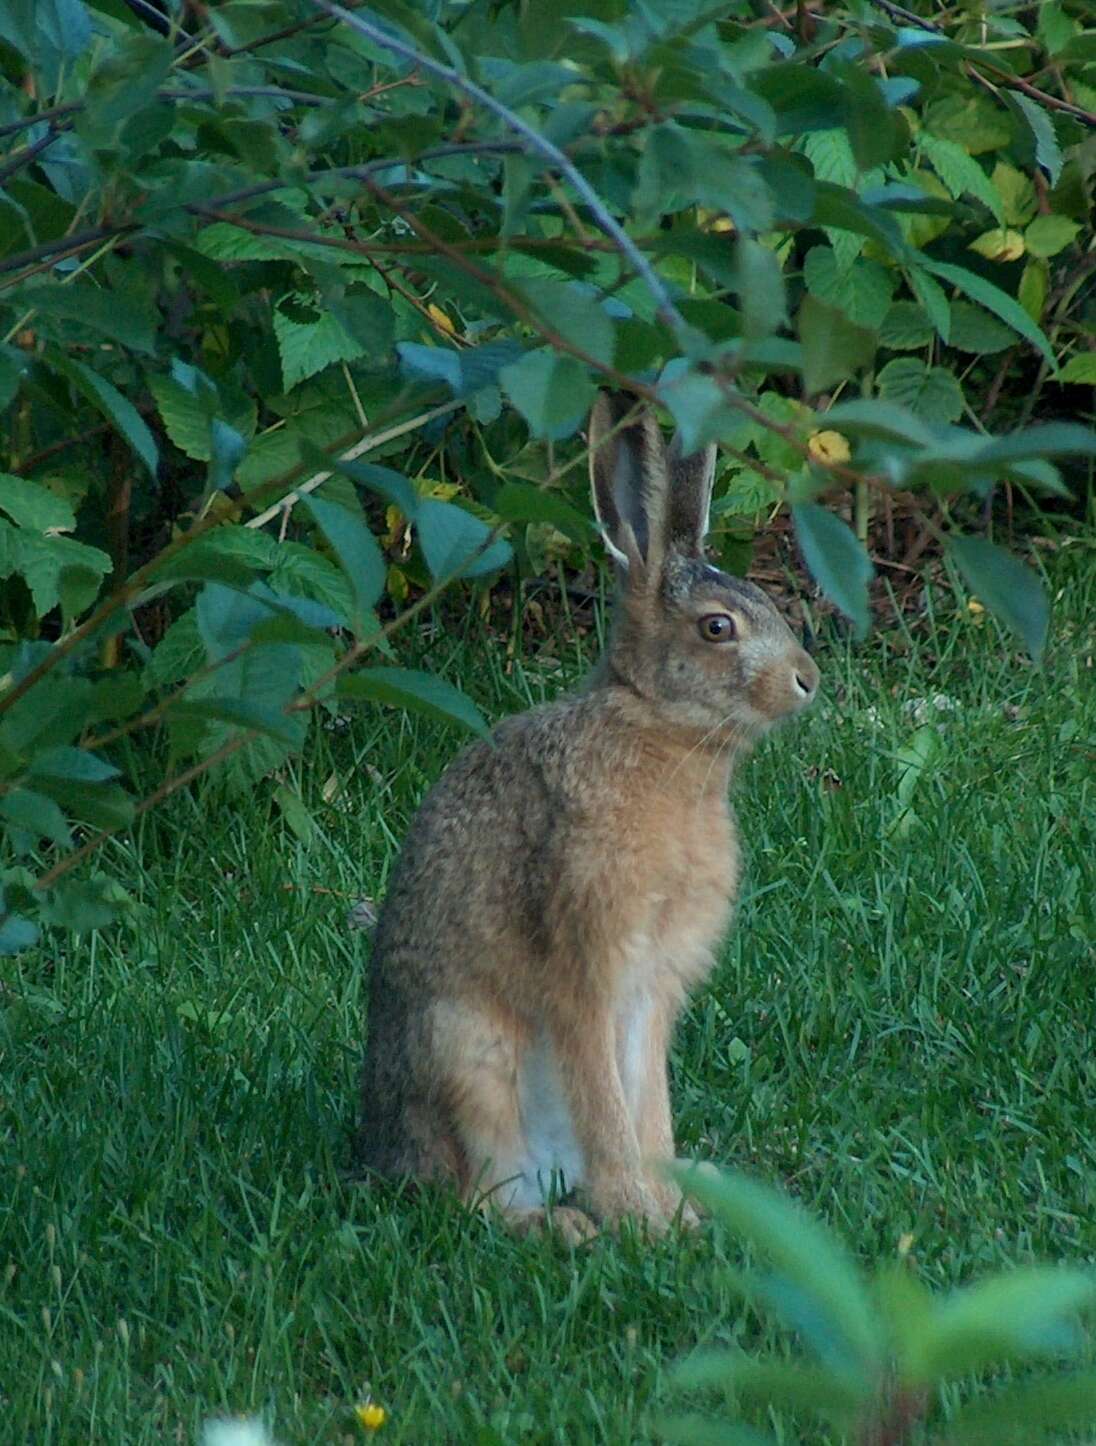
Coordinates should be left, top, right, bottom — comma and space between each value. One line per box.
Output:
736, 238, 787, 341
13, 285, 156, 354
672, 1164, 881, 1377
798, 295, 877, 395
0, 475, 76, 533
803, 249, 895, 330
919, 135, 1003, 223
416, 499, 512, 581
948, 303, 1015, 354
500, 349, 594, 441
149, 374, 256, 463
907, 267, 952, 343
492, 483, 589, 542
879, 303, 934, 351
167, 697, 302, 746
877, 358, 965, 422
792, 503, 874, 637
274, 296, 366, 391
301, 492, 385, 631
918, 259, 1055, 366
0, 788, 73, 850
339, 667, 489, 739
947, 536, 1049, 660
1012, 93, 1063, 185
518, 279, 615, 368
46, 353, 159, 477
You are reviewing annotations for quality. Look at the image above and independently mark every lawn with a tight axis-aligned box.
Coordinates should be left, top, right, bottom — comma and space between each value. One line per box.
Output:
2, 540, 1093, 1445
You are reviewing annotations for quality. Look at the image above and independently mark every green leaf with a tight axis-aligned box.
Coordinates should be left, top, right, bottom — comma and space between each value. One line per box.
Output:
492, 483, 590, 542
0, 902, 39, 956
326, 289, 396, 359
301, 492, 386, 631
655, 1415, 776, 1446
672, 1164, 881, 1377
940, 1372, 1096, 1444
803, 249, 895, 330
41, 876, 120, 932
879, 303, 934, 351
917, 259, 1055, 367
1056, 354, 1096, 385
47, 353, 159, 477
1018, 258, 1049, 322
416, 499, 512, 581
339, 667, 489, 739
166, 697, 302, 746
671, 1350, 868, 1417
0, 788, 73, 850
907, 267, 952, 344
877, 358, 965, 422
919, 135, 1003, 223
1012, 94, 1063, 185
792, 504, 874, 638
947, 536, 1049, 660
736, 238, 787, 341
0, 474, 75, 532
948, 302, 1015, 355
911, 1267, 1096, 1381
332, 460, 419, 519
274, 295, 366, 391
13, 285, 156, 354
27, 746, 120, 784
517, 279, 615, 368
500, 349, 594, 441
148, 374, 256, 463
798, 295, 877, 395
1024, 213, 1081, 259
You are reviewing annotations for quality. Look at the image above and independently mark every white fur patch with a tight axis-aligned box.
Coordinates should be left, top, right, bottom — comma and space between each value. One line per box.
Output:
512, 1031, 585, 1206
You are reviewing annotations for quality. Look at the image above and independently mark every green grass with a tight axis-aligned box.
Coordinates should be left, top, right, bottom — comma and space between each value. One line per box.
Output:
2, 543, 1094, 1445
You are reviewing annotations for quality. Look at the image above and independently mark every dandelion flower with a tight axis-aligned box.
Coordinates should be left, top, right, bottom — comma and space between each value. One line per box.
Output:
355, 1402, 387, 1432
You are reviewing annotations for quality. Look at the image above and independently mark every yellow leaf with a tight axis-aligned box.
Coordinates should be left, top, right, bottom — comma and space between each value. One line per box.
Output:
427, 303, 455, 335
807, 430, 852, 465
387, 565, 409, 603
968, 228, 1025, 263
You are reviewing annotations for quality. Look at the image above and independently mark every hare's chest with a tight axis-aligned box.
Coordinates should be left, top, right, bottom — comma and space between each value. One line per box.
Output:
625, 796, 740, 990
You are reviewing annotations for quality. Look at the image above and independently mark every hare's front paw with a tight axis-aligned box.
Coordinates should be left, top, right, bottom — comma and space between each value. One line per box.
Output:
648, 1179, 704, 1230
587, 1177, 672, 1234
506, 1205, 599, 1246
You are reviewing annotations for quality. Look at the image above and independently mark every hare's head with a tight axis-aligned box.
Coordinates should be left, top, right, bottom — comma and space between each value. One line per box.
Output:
589, 393, 819, 741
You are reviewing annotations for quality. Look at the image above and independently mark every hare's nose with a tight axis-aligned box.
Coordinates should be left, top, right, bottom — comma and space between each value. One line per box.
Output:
792, 652, 820, 699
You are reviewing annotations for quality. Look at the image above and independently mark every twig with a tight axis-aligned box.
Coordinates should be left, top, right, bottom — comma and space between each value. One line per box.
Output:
865, 0, 1096, 125
0, 128, 60, 185
308, 0, 688, 331
243, 398, 463, 530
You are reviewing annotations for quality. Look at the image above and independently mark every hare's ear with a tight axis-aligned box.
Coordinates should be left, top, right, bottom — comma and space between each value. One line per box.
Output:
588, 392, 668, 577
665, 433, 717, 557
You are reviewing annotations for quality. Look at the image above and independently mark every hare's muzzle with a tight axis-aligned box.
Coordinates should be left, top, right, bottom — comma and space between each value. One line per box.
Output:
749, 643, 820, 722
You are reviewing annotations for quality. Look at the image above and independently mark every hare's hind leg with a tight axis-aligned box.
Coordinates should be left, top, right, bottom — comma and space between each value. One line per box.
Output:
434, 999, 597, 1242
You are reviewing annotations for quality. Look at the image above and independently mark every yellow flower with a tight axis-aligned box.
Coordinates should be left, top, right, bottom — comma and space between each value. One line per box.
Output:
355, 1402, 387, 1432
807, 430, 852, 465
967, 597, 985, 615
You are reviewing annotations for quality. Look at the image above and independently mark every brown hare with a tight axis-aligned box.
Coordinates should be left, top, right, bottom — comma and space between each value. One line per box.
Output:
356, 392, 820, 1242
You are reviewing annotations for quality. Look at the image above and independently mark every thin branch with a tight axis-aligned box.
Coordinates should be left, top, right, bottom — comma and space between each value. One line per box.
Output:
0, 129, 60, 185
243, 399, 463, 530
308, 0, 688, 332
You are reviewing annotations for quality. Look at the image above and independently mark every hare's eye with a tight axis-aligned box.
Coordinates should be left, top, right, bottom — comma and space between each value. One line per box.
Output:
698, 613, 736, 643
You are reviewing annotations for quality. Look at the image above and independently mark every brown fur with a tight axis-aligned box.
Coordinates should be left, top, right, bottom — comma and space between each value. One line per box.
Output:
356, 394, 819, 1239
